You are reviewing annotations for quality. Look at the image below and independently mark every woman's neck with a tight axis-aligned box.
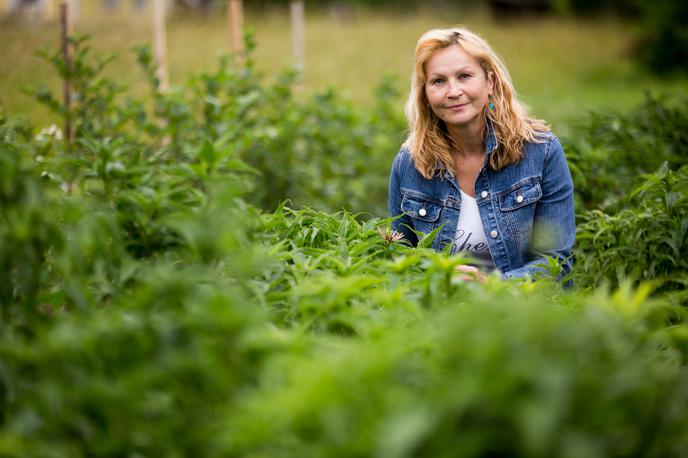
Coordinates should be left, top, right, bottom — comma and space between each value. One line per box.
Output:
446, 119, 486, 158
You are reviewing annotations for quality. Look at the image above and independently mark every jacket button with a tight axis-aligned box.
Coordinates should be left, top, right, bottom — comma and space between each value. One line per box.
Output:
419, 208, 427, 216
490, 230, 498, 238
516, 195, 524, 203
481, 191, 488, 198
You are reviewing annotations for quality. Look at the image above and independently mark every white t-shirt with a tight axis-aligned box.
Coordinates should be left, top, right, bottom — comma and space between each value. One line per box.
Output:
453, 190, 496, 270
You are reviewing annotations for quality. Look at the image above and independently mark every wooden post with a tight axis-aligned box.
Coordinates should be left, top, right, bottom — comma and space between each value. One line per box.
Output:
152, 0, 169, 92
227, 0, 243, 54
54, 0, 79, 25
290, 0, 305, 71
59, 1, 74, 144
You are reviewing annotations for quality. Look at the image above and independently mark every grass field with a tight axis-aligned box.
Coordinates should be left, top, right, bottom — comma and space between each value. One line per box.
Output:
2, 3, 687, 135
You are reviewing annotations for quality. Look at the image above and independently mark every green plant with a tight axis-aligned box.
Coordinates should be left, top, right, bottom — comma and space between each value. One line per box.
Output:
573, 163, 688, 300
566, 94, 688, 211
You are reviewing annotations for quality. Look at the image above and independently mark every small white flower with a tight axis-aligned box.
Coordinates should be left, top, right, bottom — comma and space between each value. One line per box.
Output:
35, 124, 63, 142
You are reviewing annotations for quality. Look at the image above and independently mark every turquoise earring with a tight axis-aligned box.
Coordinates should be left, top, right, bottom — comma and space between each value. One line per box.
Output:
488, 97, 495, 111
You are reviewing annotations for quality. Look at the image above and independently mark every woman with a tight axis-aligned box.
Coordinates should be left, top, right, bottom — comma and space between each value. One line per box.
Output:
388, 27, 575, 281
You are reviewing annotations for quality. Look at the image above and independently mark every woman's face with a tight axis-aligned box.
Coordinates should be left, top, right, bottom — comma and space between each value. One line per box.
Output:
424, 45, 493, 131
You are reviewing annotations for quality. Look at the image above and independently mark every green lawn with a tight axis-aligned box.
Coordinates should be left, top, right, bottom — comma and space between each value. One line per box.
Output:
2, 4, 687, 135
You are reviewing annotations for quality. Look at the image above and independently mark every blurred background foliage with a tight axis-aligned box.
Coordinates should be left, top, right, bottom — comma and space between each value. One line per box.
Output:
2, 1, 688, 455
2, 0, 687, 132
212, 0, 688, 75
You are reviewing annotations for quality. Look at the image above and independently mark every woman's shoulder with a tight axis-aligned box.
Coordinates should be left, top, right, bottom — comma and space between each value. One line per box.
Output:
393, 145, 412, 163
526, 130, 558, 146
522, 131, 565, 162
392, 146, 416, 174
391, 146, 439, 185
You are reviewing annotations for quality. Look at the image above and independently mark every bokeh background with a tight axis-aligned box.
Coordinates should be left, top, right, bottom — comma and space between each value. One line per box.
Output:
2, 0, 687, 136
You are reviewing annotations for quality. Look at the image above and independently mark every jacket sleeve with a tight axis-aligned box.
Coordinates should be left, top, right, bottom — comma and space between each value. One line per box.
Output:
501, 136, 575, 281
388, 151, 419, 246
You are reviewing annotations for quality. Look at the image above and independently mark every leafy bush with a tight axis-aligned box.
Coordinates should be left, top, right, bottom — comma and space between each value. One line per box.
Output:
0, 115, 64, 329
0, 266, 263, 457
566, 94, 688, 211
565, 95, 688, 300
33, 35, 405, 219
227, 282, 688, 458
2, 198, 688, 455
573, 163, 688, 297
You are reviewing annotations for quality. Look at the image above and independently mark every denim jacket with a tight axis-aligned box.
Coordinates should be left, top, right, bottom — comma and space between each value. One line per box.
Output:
388, 124, 575, 280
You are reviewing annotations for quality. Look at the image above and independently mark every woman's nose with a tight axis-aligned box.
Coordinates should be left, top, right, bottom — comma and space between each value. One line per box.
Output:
447, 81, 461, 98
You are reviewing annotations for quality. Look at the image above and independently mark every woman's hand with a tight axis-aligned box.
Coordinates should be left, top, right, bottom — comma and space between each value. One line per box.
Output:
454, 264, 486, 283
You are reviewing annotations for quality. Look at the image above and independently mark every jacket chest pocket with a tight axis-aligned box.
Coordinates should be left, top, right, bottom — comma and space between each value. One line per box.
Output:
401, 193, 442, 236
498, 177, 542, 237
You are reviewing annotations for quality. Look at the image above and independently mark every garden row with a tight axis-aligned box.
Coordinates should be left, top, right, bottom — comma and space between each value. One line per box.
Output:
0, 38, 687, 456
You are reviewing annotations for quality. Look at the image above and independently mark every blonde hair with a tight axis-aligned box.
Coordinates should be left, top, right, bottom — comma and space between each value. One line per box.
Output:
404, 27, 549, 179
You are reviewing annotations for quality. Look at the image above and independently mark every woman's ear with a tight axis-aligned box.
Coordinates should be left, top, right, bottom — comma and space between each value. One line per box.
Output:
487, 71, 495, 95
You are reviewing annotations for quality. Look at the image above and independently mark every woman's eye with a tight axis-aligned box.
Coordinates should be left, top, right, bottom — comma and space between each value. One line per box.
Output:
431, 79, 445, 86
458, 73, 471, 80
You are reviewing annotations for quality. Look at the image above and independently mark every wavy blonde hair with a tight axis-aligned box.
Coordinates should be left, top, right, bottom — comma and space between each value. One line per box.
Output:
404, 27, 549, 179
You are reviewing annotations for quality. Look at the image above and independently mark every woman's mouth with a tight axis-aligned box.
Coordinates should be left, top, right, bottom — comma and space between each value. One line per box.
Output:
447, 103, 468, 111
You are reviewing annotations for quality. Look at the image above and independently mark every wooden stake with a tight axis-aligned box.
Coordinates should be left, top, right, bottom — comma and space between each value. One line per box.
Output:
290, 1, 305, 71
152, 0, 169, 93
59, 1, 74, 144
227, 0, 243, 54
54, 0, 79, 25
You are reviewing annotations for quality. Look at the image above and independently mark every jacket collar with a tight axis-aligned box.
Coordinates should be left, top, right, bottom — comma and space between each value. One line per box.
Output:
484, 117, 498, 154
482, 117, 498, 168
